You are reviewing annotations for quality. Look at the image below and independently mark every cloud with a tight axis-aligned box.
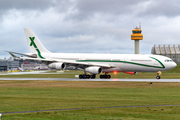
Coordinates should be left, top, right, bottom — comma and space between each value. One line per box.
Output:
0, 0, 180, 59
66, 0, 146, 20
138, 0, 180, 17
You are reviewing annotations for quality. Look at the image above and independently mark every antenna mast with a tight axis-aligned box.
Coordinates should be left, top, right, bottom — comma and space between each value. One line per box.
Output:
139, 22, 141, 29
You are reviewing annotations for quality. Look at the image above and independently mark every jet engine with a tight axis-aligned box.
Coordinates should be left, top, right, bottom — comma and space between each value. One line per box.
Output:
85, 66, 102, 74
48, 62, 66, 70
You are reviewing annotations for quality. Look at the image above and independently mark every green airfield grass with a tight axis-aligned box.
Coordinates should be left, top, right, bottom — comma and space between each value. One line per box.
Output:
1, 81, 180, 120
5, 107, 180, 120
1, 66, 180, 119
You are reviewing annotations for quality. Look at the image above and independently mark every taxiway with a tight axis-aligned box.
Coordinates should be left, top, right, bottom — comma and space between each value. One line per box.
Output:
0, 78, 180, 82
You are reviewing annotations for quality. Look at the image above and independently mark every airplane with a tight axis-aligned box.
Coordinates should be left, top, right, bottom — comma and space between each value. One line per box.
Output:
7, 28, 177, 79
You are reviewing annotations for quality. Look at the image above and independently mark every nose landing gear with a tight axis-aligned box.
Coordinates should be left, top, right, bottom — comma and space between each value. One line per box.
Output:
156, 76, 161, 79
156, 71, 162, 79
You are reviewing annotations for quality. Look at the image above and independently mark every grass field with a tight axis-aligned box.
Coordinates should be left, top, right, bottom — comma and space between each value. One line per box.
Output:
1, 81, 180, 119
0, 66, 180, 119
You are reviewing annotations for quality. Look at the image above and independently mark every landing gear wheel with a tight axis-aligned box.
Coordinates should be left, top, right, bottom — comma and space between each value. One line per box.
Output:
156, 76, 161, 79
86, 75, 90, 79
91, 74, 96, 79
100, 74, 111, 79
79, 74, 83, 79
79, 74, 95, 79
107, 75, 111, 79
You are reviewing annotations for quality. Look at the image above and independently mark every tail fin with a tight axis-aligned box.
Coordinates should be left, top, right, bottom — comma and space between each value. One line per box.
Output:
24, 28, 51, 54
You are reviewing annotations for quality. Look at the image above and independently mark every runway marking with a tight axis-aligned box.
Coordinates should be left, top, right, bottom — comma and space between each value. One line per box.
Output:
2, 104, 180, 115
0, 78, 180, 82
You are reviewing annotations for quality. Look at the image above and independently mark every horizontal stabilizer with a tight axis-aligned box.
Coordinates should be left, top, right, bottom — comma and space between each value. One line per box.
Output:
6, 51, 37, 58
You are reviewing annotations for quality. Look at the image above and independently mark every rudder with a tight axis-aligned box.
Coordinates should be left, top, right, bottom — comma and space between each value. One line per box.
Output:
24, 28, 51, 54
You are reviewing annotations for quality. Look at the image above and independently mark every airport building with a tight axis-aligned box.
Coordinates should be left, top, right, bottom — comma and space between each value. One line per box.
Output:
0, 58, 19, 71
0, 57, 49, 71
151, 44, 180, 63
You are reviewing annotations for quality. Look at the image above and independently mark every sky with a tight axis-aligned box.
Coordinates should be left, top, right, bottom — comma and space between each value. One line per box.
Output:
1, 0, 180, 59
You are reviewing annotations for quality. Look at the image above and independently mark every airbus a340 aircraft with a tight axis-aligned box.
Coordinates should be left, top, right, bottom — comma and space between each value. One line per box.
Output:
7, 28, 177, 79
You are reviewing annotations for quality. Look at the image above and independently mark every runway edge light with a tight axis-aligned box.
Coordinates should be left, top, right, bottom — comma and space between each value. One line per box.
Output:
131, 22, 143, 54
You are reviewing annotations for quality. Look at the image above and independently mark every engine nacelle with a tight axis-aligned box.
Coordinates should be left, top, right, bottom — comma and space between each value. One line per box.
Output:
48, 62, 66, 70
85, 66, 102, 74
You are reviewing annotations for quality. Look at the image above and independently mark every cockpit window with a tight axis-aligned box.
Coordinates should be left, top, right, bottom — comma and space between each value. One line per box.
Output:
165, 59, 173, 62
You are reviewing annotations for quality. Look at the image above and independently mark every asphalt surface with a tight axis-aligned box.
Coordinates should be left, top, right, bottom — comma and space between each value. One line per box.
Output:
0, 78, 180, 82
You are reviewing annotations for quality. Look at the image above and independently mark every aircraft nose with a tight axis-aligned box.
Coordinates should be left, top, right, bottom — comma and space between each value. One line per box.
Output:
173, 62, 177, 68
168, 62, 177, 70
165, 61, 177, 70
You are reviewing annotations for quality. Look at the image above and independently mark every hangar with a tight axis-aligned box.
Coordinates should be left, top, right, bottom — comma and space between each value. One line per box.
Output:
151, 44, 180, 63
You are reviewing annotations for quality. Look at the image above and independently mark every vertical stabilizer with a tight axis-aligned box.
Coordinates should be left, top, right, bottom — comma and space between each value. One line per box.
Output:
24, 28, 51, 54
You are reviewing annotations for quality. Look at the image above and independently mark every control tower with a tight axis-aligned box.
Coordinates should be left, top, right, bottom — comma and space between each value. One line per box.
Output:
131, 24, 143, 54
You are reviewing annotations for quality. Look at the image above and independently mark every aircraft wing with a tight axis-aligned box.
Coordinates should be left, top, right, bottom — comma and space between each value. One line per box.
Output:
19, 57, 115, 68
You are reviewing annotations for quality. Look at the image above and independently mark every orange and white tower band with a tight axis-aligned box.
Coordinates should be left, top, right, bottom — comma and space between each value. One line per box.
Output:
131, 24, 143, 54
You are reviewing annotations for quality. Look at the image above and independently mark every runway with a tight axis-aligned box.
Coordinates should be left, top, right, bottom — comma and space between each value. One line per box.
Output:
0, 78, 180, 82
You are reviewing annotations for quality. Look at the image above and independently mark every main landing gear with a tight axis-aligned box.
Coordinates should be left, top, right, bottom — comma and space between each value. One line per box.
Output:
100, 74, 111, 79
100, 73, 111, 79
79, 74, 96, 79
156, 71, 162, 79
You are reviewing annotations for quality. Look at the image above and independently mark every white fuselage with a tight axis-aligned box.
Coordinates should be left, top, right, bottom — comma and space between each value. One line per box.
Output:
21, 28, 177, 75
40, 52, 177, 73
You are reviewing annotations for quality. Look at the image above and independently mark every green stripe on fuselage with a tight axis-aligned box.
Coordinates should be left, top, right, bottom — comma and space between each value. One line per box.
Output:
150, 57, 165, 68
76, 57, 165, 69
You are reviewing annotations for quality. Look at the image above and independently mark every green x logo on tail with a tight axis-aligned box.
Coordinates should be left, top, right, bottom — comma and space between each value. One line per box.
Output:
29, 37, 45, 59
29, 37, 37, 48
